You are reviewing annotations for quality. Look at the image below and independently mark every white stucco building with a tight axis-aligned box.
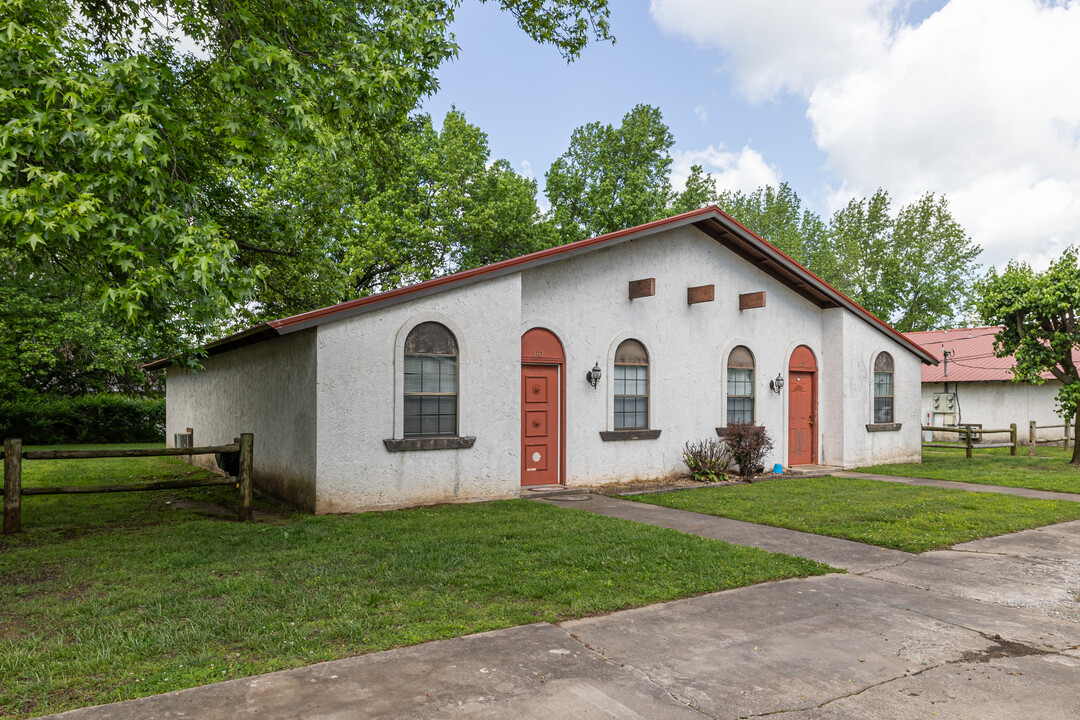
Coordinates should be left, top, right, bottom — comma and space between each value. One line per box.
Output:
152, 208, 936, 513
906, 327, 1076, 446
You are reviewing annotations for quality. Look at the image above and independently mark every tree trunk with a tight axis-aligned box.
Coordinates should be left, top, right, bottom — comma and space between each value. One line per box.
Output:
1072, 410, 1080, 465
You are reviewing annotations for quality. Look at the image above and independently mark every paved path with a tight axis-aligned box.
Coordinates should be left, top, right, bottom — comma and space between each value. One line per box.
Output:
44, 480, 1080, 720
835, 469, 1080, 502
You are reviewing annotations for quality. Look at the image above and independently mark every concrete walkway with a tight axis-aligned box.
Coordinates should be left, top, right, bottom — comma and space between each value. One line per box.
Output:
44, 479, 1080, 720
835, 469, 1080, 502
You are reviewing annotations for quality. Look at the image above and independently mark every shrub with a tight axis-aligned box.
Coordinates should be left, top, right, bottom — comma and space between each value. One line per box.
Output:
725, 422, 775, 481
0, 394, 165, 445
683, 438, 733, 483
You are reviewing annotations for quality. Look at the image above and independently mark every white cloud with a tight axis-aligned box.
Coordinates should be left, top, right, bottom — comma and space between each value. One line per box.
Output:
653, 0, 1080, 270
520, 159, 534, 178
650, 0, 902, 102
670, 145, 782, 195
693, 104, 708, 123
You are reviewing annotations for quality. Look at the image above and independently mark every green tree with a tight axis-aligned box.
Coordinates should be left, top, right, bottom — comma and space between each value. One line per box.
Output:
220, 111, 557, 320
977, 248, 1080, 464
0, 248, 161, 401
825, 192, 980, 332
670, 164, 718, 215
1, 0, 611, 331
545, 104, 676, 241
715, 183, 828, 270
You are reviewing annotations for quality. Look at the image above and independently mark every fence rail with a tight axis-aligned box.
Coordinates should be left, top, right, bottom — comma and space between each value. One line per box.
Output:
2, 434, 253, 534
921, 424, 1017, 459
1028, 420, 1074, 455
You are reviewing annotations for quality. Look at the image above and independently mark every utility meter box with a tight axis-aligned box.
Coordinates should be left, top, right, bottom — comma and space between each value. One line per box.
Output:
932, 393, 956, 412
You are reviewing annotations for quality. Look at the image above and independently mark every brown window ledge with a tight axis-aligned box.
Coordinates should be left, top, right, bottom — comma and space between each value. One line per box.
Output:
865, 423, 902, 433
384, 436, 477, 452
715, 425, 762, 437
599, 429, 662, 441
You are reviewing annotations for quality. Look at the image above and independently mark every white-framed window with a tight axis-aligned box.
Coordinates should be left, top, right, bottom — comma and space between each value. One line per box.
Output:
873, 352, 894, 424
614, 339, 649, 430
726, 346, 755, 424
403, 322, 458, 437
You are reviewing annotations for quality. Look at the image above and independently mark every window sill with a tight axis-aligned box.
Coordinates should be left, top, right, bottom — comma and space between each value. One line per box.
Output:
383, 436, 477, 452
599, 429, 662, 441
865, 423, 902, 433
715, 425, 761, 437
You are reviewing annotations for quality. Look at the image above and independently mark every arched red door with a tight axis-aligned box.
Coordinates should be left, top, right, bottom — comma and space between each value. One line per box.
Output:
521, 329, 565, 486
788, 346, 817, 466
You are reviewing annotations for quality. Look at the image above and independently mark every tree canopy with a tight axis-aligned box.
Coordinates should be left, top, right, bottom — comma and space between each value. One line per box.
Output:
0, 0, 612, 330
220, 110, 557, 321
544, 104, 713, 241
977, 248, 1080, 464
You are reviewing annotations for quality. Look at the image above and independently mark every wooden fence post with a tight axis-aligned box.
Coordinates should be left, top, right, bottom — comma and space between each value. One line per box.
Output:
965, 426, 973, 459
3, 438, 22, 534
1029, 421, 1037, 456
1010, 423, 1017, 456
238, 433, 253, 522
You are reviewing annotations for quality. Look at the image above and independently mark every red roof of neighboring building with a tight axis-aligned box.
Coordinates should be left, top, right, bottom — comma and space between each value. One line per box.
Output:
146, 206, 938, 369
906, 326, 1076, 383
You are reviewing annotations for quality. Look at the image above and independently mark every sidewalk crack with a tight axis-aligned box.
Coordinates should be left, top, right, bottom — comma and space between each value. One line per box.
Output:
556, 626, 717, 719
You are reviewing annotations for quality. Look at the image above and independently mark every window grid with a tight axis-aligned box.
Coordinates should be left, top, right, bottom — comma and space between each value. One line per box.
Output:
726, 367, 754, 424
874, 370, 893, 424
614, 364, 648, 430
404, 353, 458, 436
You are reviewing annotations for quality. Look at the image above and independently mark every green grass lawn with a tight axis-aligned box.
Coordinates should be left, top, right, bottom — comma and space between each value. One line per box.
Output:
0, 446, 832, 719
628, 475, 1080, 553
859, 446, 1080, 494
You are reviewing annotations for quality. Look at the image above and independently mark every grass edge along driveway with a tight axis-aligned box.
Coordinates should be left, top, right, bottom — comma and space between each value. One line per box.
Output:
629, 475, 1080, 553
1, 492, 833, 719
859, 446, 1080, 494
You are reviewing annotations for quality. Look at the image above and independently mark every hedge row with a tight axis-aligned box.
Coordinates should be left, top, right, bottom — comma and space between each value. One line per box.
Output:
0, 394, 165, 445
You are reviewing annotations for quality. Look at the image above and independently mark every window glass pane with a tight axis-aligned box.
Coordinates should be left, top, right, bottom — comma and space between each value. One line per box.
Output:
440, 357, 457, 393
874, 372, 893, 397
421, 414, 439, 435
404, 355, 423, 393
874, 397, 894, 423
404, 397, 421, 436
727, 397, 754, 424
438, 414, 455, 435
728, 368, 753, 397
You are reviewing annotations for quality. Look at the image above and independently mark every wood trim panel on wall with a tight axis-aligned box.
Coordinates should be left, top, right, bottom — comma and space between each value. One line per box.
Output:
739, 291, 766, 310
628, 278, 656, 300
687, 284, 715, 304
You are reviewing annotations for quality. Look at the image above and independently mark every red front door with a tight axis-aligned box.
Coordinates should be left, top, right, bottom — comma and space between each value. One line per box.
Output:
522, 364, 560, 485
788, 372, 815, 465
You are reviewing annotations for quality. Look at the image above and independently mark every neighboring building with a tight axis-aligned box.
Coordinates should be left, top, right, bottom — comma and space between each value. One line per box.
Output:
151, 207, 936, 513
906, 327, 1076, 445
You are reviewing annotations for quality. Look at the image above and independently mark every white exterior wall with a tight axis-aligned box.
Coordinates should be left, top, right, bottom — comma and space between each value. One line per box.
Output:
920, 381, 1070, 445
313, 274, 522, 513
823, 309, 923, 467
165, 330, 318, 510
520, 225, 871, 484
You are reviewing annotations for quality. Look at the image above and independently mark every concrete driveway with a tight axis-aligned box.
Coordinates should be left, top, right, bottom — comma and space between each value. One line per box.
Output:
45, 492, 1080, 719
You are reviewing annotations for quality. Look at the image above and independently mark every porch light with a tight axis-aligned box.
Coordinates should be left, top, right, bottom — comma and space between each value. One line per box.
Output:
587, 362, 602, 389
770, 373, 785, 394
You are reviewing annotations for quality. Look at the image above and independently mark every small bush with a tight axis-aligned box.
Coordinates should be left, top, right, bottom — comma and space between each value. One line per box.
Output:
726, 422, 775, 481
683, 438, 734, 482
0, 394, 165, 444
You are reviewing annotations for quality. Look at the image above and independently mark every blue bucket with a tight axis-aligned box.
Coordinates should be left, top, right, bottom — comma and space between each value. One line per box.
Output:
772, 463, 784, 474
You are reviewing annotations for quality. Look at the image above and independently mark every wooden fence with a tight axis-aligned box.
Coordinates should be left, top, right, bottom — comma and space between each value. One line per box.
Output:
1028, 420, 1074, 456
1, 433, 253, 534
922, 424, 1017, 459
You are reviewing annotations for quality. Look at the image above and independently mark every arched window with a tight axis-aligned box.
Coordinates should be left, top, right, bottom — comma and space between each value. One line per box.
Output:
614, 340, 649, 430
727, 346, 755, 424
403, 322, 458, 437
873, 352, 894, 424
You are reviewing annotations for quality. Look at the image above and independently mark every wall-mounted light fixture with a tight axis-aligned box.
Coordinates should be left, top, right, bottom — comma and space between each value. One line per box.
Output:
769, 372, 785, 394
587, 362, 602, 389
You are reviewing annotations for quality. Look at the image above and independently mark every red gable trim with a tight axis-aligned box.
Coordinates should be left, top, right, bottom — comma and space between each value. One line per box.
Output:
145, 206, 936, 369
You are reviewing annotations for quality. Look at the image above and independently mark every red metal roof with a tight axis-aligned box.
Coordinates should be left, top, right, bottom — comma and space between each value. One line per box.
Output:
146, 206, 937, 369
906, 326, 1076, 383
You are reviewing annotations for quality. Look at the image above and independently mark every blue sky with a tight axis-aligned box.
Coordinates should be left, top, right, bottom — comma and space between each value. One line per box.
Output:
423, 0, 1080, 272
